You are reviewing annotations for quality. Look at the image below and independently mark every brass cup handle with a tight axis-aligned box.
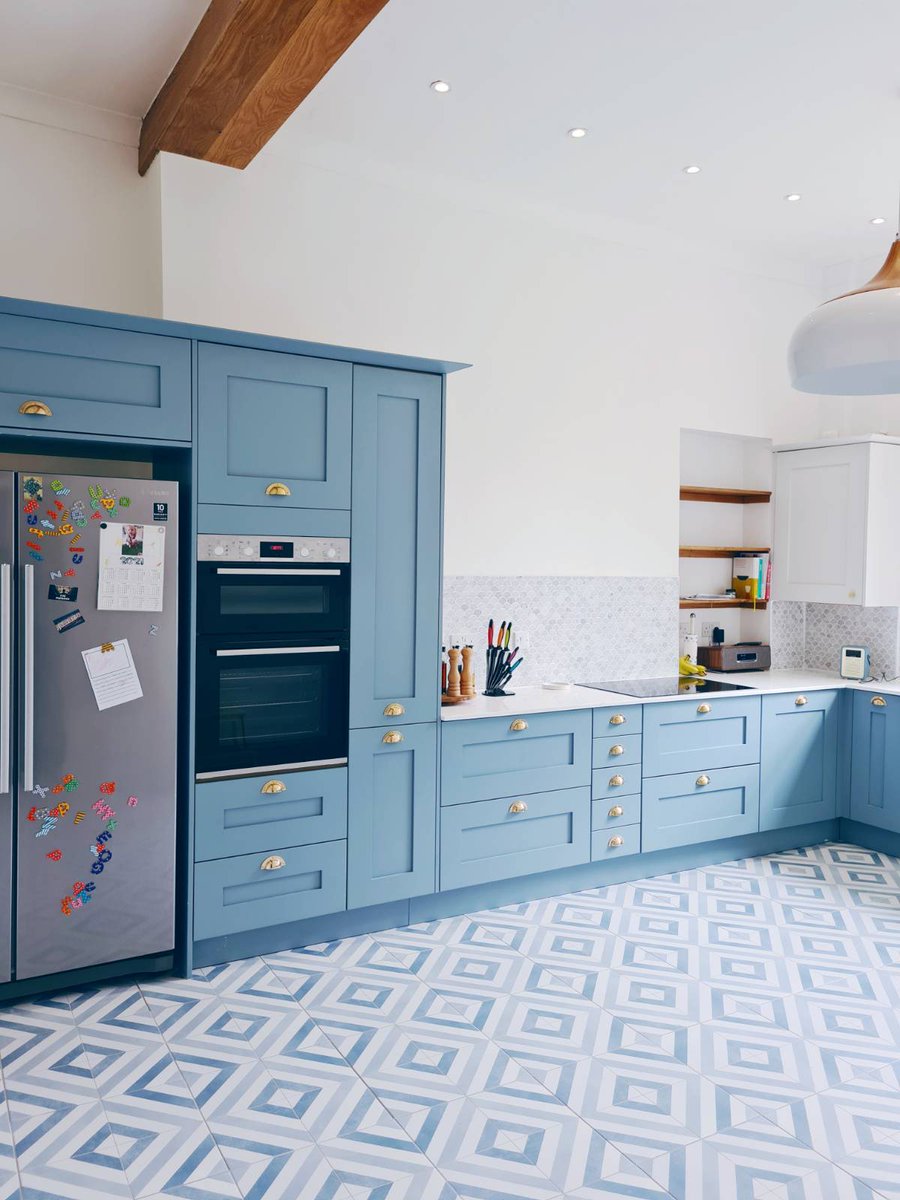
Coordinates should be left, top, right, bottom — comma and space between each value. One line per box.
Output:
609, 714, 626, 726
795, 695, 808, 706
510, 719, 528, 732
260, 779, 286, 795
872, 696, 887, 707
264, 482, 292, 496
508, 800, 528, 814
609, 774, 624, 788
18, 400, 53, 417
696, 774, 710, 787
697, 703, 711, 714
608, 805, 624, 818
384, 702, 405, 717
608, 836, 625, 848
260, 854, 286, 871
382, 730, 404, 744
609, 744, 625, 757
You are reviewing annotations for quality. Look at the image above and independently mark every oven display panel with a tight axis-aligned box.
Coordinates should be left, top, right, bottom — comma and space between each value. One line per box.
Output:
259, 541, 294, 559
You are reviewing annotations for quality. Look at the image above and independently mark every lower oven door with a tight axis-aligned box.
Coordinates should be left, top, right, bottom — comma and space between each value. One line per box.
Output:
196, 635, 349, 778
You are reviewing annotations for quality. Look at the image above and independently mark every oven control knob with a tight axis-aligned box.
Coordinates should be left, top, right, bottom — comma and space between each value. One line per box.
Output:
326, 547, 337, 559
300, 547, 311, 558
213, 544, 225, 557
242, 545, 255, 557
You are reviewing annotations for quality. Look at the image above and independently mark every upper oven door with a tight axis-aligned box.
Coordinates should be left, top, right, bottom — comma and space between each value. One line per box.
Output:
198, 562, 349, 637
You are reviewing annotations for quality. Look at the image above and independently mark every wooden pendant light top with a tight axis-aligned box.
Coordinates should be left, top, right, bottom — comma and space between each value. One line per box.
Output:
830, 237, 900, 302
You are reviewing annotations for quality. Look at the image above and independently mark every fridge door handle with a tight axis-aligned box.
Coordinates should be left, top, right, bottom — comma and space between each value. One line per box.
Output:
23, 563, 34, 793
0, 563, 10, 795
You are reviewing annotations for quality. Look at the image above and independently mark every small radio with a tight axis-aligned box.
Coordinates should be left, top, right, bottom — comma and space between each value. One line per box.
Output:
840, 645, 870, 680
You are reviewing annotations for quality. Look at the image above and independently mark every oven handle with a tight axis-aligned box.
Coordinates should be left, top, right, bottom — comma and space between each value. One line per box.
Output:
215, 645, 343, 657
215, 569, 343, 576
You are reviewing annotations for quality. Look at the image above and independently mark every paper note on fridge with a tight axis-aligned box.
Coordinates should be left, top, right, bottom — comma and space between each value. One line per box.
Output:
82, 639, 144, 711
97, 521, 165, 612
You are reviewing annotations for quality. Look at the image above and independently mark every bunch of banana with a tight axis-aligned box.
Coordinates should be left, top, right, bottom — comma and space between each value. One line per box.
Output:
678, 654, 707, 677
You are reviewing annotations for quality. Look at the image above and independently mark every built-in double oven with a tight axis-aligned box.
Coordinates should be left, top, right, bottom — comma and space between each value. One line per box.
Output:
195, 534, 350, 780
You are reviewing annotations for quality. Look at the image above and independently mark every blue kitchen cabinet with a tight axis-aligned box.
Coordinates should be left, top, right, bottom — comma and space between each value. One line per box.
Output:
197, 343, 352, 509
347, 723, 438, 907
759, 691, 839, 830
643, 696, 760, 777
850, 691, 900, 832
0, 311, 191, 441
643, 764, 760, 851
349, 367, 442, 728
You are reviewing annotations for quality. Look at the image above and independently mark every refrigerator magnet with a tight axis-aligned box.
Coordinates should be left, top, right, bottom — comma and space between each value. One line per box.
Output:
127, 796, 138, 807
52, 608, 85, 634
23, 476, 43, 501
46, 850, 62, 861
23, 499, 39, 514
73, 811, 85, 825
99, 781, 116, 793
48, 584, 78, 603
32, 784, 49, 798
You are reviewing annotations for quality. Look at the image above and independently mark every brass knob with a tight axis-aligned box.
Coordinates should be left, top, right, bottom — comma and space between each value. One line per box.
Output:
18, 400, 53, 417
264, 482, 292, 496
609, 744, 625, 757
697, 703, 711, 714
384, 702, 405, 717
873, 696, 887, 707
609, 774, 624, 787
510, 719, 528, 732
608, 805, 624, 818
382, 730, 404, 744
508, 800, 528, 814
260, 854, 286, 871
795, 695, 808, 706
260, 779, 286, 795
696, 774, 710, 787
609, 714, 626, 726
608, 836, 624, 849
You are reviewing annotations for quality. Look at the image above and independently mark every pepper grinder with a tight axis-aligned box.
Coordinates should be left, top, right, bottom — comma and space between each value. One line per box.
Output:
460, 645, 475, 698
447, 646, 461, 698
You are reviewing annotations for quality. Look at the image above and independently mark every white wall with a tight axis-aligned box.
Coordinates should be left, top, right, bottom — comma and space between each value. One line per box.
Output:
158, 149, 825, 578
0, 89, 161, 317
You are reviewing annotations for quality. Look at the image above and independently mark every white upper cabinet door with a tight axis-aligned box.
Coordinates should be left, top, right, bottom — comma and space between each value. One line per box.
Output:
774, 443, 868, 604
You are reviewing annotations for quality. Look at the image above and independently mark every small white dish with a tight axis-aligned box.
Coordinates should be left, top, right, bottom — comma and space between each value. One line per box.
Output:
542, 681, 573, 691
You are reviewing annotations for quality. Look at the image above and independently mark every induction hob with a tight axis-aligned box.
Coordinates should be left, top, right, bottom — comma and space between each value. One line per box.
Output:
580, 677, 756, 698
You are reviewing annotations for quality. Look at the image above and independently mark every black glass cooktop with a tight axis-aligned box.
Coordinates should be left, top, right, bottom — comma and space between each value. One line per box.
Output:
581, 677, 756, 698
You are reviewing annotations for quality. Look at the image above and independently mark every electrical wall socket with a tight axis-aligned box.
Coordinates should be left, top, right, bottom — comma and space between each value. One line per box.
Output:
700, 622, 714, 643
679, 622, 689, 639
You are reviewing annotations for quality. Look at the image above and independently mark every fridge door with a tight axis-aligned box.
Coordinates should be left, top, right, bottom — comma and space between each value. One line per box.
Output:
15, 473, 178, 980
0, 472, 13, 984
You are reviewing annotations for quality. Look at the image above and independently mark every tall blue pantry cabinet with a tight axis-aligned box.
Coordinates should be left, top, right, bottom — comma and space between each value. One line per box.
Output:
347, 367, 443, 908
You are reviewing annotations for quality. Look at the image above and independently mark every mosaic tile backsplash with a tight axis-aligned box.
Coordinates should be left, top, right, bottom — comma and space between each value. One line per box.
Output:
442, 575, 679, 686
771, 600, 900, 678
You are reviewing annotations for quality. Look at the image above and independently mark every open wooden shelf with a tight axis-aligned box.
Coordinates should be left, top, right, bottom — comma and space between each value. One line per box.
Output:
680, 485, 772, 505
680, 545, 770, 559
680, 598, 768, 610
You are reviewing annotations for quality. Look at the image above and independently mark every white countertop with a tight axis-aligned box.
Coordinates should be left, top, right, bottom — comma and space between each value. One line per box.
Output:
439, 669, 900, 720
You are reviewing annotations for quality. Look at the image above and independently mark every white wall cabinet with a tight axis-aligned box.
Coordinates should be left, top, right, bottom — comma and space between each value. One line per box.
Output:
774, 436, 900, 606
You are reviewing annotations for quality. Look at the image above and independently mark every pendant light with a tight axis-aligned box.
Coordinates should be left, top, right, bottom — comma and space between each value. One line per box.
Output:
788, 195, 900, 395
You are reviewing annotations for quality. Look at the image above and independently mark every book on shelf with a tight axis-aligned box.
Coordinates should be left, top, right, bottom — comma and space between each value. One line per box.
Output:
732, 554, 770, 602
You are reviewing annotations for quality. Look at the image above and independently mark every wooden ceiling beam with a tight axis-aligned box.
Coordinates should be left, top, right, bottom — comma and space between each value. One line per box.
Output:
139, 0, 389, 176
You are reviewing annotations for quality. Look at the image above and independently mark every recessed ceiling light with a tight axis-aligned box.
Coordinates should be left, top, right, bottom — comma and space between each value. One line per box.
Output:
871, 216, 886, 225
784, 193, 802, 202
683, 165, 701, 174
430, 80, 450, 93
568, 127, 587, 139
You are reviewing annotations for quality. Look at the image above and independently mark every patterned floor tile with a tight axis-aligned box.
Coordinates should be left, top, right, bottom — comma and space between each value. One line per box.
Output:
10, 1098, 131, 1196
0, 1008, 99, 1105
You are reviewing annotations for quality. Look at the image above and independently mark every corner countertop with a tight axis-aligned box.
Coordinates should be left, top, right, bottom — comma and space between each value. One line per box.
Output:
439, 669, 900, 721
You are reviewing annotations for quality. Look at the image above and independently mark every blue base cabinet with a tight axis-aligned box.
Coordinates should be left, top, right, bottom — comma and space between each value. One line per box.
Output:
348, 723, 437, 907
643, 697, 761, 776
349, 367, 443, 728
759, 691, 839, 830
643, 764, 760, 851
850, 691, 900, 832
198, 343, 352, 509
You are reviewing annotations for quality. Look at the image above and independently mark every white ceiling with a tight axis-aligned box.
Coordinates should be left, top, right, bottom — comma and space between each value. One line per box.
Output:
0, 0, 898, 272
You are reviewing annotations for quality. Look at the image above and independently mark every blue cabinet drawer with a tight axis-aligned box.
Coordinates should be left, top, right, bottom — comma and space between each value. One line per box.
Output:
593, 733, 642, 768
592, 794, 642, 830
441, 711, 591, 806
593, 705, 642, 736
198, 343, 352, 509
592, 823, 641, 862
0, 312, 191, 441
759, 691, 839, 830
592, 764, 641, 801
194, 839, 346, 940
195, 768, 347, 862
642, 765, 760, 852
643, 697, 761, 777
440, 787, 590, 891
850, 691, 900, 832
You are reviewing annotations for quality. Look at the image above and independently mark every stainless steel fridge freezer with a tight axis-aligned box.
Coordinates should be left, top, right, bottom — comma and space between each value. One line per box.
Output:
2, 470, 178, 982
